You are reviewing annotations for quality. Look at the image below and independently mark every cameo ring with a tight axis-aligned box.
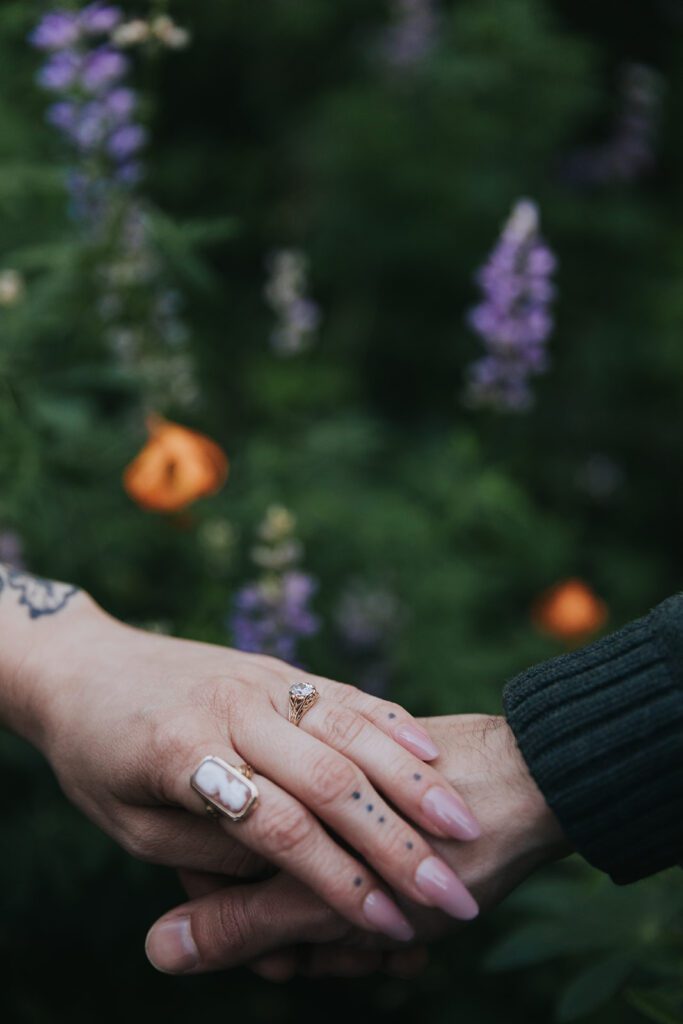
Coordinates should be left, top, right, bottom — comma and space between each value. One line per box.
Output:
191, 756, 258, 822
288, 681, 319, 726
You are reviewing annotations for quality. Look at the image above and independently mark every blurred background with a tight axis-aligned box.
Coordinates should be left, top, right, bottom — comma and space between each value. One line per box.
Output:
2, 0, 683, 1020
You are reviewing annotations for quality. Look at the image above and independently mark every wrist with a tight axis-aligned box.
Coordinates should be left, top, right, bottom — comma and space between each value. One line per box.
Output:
423, 714, 571, 868
0, 580, 105, 750
489, 714, 571, 865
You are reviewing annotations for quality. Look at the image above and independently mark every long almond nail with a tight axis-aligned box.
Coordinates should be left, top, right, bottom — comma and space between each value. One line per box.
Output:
422, 786, 481, 840
146, 916, 199, 974
415, 857, 479, 921
394, 724, 439, 761
363, 890, 415, 942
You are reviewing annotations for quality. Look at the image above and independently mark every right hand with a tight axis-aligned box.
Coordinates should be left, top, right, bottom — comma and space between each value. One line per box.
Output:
19, 589, 481, 941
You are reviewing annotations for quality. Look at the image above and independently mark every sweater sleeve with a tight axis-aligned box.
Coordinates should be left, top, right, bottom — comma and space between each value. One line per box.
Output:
503, 593, 683, 884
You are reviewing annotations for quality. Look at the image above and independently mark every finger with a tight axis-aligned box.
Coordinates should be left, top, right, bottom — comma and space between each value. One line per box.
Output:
301, 946, 383, 978
164, 742, 416, 941
145, 873, 349, 975
249, 951, 301, 982
124, 807, 270, 877
237, 713, 479, 923
297, 699, 480, 841
177, 869, 234, 900
287, 669, 440, 762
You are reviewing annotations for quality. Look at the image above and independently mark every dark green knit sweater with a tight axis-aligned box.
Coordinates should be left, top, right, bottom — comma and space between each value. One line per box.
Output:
503, 593, 683, 884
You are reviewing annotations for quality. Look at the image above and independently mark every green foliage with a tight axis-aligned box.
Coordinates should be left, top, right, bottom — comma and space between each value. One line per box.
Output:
1, 0, 682, 1021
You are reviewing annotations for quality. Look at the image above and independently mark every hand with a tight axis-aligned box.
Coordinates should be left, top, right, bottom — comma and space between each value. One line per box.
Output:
6, 576, 481, 941
144, 715, 571, 976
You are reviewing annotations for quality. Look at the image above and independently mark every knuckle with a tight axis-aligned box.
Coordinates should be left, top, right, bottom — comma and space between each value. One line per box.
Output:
331, 681, 361, 705
148, 716, 193, 801
120, 825, 155, 863
259, 803, 315, 855
319, 706, 366, 752
211, 893, 252, 955
307, 755, 359, 808
378, 826, 424, 873
194, 676, 238, 722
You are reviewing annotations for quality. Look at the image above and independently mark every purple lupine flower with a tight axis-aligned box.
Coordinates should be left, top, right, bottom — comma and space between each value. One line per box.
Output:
71, 99, 118, 148
264, 249, 321, 356
464, 199, 557, 412
46, 100, 78, 132
82, 47, 128, 92
38, 50, 81, 90
30, 11, 81, 51
107, 123, 147, 160
114, 161, 144, 185
564, 64, 663, 186
80, 3, 123, 35
231, 571, 320, 663
381, 0, 438, 69
105, 87, 136, 121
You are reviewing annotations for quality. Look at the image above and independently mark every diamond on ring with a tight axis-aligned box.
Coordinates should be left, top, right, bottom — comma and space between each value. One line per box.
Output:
288, 681, 319, 726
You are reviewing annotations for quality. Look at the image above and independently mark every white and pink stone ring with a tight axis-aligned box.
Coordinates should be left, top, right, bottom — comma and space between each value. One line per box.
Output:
190, 756, 259, 823
288, 681, 320, 726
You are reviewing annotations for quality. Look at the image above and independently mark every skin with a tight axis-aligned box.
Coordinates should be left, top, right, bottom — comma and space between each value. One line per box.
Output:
152, 714, 571, 978
0, 568, 482, 943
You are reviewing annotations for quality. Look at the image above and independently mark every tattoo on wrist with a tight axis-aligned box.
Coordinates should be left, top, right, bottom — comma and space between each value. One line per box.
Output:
0, 566, 79, 619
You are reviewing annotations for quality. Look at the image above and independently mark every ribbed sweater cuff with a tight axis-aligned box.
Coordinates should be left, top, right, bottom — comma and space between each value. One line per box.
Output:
503, 594, 683, 884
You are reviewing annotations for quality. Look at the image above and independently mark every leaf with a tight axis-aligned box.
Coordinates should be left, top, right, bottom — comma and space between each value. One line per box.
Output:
484, 920, 616, 972
628, 990, 683, 1024
556, 954, 634, 1022
485, 923, 582, 971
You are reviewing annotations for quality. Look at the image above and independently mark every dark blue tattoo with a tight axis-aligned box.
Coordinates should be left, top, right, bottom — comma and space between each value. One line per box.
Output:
352, 791, 361, 800
406, 841, 414, 850
413, 773, 422, 781
378, 816, 386, 824
354, 877, 362, 887
388, 712, 397, 720
366, 804, 374, 812
0, 567, 79, 620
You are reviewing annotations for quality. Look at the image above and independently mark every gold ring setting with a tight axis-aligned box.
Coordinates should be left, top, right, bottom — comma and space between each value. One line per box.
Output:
288, 681, 319, 726
191, 756, 258, 822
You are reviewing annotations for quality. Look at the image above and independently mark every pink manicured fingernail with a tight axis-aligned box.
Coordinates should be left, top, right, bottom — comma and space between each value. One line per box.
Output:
146, 916, 199, 974
422, 786, 481, 841
363, 890, 415, 942
394, 724, 439, 761
415, 857, 479, 921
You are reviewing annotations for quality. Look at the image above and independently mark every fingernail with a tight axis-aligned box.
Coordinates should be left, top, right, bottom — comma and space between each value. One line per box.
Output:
145, 916, 199, 974
363, 889, 415, 942
415, 857, 479, 921
422, 786, 481, 841
394, 724, 439, 761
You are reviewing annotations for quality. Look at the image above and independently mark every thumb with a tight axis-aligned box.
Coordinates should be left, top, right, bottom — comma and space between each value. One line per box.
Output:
145, 873, 349, 975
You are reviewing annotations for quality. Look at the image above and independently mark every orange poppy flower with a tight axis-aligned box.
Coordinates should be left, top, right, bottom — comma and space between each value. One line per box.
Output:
124, 415, 228, 513
532, 578, 608, 643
